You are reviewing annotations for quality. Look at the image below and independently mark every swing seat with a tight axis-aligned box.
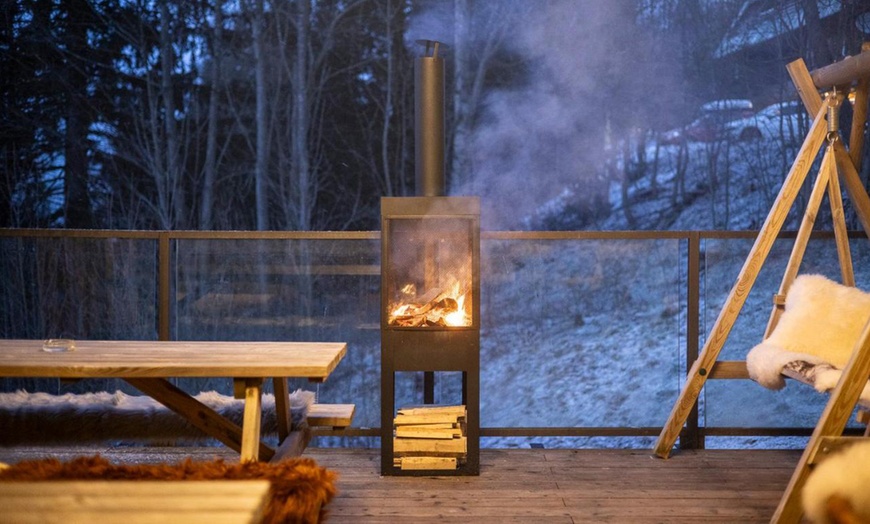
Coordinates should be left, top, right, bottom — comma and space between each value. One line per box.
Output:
746, 274, 870, 406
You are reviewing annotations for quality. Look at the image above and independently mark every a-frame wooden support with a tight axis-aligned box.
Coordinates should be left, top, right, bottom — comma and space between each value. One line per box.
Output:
654, 45, 870, 522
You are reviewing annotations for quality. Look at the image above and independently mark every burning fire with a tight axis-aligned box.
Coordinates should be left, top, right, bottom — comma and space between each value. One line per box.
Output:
389, 281, 470, 327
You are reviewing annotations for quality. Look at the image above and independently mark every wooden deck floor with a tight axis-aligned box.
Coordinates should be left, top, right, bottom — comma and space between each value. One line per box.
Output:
0, 446, 801, 523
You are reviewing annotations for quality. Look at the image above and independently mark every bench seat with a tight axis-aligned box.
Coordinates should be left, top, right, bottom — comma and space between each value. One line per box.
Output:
308, 404, 355, 429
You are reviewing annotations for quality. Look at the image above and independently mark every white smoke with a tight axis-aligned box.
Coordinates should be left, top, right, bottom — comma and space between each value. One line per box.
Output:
407, 1, 682, 229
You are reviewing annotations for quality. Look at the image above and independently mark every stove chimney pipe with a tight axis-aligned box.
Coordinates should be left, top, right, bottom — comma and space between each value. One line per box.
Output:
415, 40, 446, 197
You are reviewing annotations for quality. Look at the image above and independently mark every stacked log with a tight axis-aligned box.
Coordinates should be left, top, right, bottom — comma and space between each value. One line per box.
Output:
392, 405, 467, 470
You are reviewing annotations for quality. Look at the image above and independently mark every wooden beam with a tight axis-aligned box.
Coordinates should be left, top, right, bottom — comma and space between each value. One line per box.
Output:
848, 43, 870, 171
708, 360, 749, 380
809, 47, 870, 89
652, 99, 830, 459
764, 147, 832, 338
790, 55, 870, 239
788, 58, 823, 116
834, 141, 870, 239
825, 145, 855, 287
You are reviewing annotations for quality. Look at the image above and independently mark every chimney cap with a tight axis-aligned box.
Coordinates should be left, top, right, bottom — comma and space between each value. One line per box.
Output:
415, 39, 449, 58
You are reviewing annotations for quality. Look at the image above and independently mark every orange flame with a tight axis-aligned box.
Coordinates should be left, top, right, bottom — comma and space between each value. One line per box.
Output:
389, 280, 470, 327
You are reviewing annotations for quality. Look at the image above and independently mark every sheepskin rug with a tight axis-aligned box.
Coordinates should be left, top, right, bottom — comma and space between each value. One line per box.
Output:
746, 274, 870, 405
0, 454, 337, 524
803, 441, 870, 524
0, 389, 314, 445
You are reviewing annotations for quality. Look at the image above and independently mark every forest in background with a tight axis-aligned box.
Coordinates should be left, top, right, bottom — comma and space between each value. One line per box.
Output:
2, 0, 869, 231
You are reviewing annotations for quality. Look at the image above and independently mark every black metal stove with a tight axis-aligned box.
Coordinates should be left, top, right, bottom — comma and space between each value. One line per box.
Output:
379, 40, 480, 476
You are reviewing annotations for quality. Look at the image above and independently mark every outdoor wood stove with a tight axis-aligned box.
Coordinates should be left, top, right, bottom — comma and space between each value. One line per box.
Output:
380, 196, 480, 475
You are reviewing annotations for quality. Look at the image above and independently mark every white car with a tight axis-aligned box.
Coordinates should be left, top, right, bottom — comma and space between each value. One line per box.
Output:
724, 101, 807, 142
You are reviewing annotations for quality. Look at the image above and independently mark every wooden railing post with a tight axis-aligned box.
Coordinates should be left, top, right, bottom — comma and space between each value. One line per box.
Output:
158, 232, 171, 341
680, 232, 703, 450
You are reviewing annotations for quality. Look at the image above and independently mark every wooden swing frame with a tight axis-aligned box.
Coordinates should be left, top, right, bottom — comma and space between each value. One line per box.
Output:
653, 43, 870, 524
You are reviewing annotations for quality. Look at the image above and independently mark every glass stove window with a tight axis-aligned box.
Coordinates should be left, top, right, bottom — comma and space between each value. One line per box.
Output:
386, 217, 474, 327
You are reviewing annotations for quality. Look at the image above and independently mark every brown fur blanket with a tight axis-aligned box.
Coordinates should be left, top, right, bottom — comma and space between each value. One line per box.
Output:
0, 389, 314, 445
0, 454, 337, 524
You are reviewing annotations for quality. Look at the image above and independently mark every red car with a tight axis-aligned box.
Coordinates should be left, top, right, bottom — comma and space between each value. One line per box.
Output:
660, 99, 755, 144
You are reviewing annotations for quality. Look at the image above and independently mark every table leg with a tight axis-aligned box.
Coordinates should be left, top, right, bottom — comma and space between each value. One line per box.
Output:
238, 378, 263, 463
273, 377, 292, 442
270, 376, 312, 462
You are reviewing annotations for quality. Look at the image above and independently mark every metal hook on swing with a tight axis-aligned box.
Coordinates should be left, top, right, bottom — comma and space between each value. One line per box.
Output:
826, 88, 840, 143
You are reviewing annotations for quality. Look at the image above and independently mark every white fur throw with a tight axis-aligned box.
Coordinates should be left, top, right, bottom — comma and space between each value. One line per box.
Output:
746, 274, 870, 405
0, 389, 314, 445
803, 441, 870, 523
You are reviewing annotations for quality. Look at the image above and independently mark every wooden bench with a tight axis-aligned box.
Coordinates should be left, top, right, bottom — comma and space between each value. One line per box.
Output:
0, 480, 272, 524
0, 393, 356, 448
308, 403, 355, 429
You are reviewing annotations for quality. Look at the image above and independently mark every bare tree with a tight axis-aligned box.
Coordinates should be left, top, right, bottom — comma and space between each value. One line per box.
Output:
379, 0, 408, 197
99, 2, 204, 229
200, 0, 224, 230
252, 0, 269, 230
268, 0, 367, 230
161, 2, 185, 228
61, 0, 95, 228
291, 0, 312, 230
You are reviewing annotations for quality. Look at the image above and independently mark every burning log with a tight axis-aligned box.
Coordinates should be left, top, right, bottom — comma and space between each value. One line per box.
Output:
389, 287, 469, 327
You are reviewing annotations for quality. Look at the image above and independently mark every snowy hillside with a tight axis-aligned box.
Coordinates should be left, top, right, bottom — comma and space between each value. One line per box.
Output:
471, 128, 870, 450
312, 128, 870, 453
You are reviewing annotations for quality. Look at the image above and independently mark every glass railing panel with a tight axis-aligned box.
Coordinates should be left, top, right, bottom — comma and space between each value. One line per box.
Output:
702, 235, 868, 431
0, 235, 158, 394
173, 236, 381, 433
6, 229, 864, 445
479, 236, 684, 437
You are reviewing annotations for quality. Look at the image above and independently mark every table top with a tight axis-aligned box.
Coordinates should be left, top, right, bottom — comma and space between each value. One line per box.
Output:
0, 480, 272, 524
0, 339, 346, 379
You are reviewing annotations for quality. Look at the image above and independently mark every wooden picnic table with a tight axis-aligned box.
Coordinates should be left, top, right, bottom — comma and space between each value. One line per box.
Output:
0, 340, 347, 463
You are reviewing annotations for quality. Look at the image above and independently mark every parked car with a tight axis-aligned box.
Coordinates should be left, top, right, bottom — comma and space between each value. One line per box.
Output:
660, 99, 755, 145
723, 100, 806, 142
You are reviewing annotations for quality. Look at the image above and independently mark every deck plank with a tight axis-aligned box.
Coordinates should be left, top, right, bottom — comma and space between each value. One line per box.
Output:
0, 446, 800, 523
309, 448, 798, 523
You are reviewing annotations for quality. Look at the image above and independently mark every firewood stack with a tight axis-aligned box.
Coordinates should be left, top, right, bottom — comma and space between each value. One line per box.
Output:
392, 405, 467, 470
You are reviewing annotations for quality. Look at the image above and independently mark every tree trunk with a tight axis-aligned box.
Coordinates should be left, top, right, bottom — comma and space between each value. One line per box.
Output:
292, 0, 312, 231
62, 0, 93, 228
380, 0, 396, 196
201, 0, 223, 230
160, 1, 183, 229
801, 0, 833, 67
253, 0, 269, 230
